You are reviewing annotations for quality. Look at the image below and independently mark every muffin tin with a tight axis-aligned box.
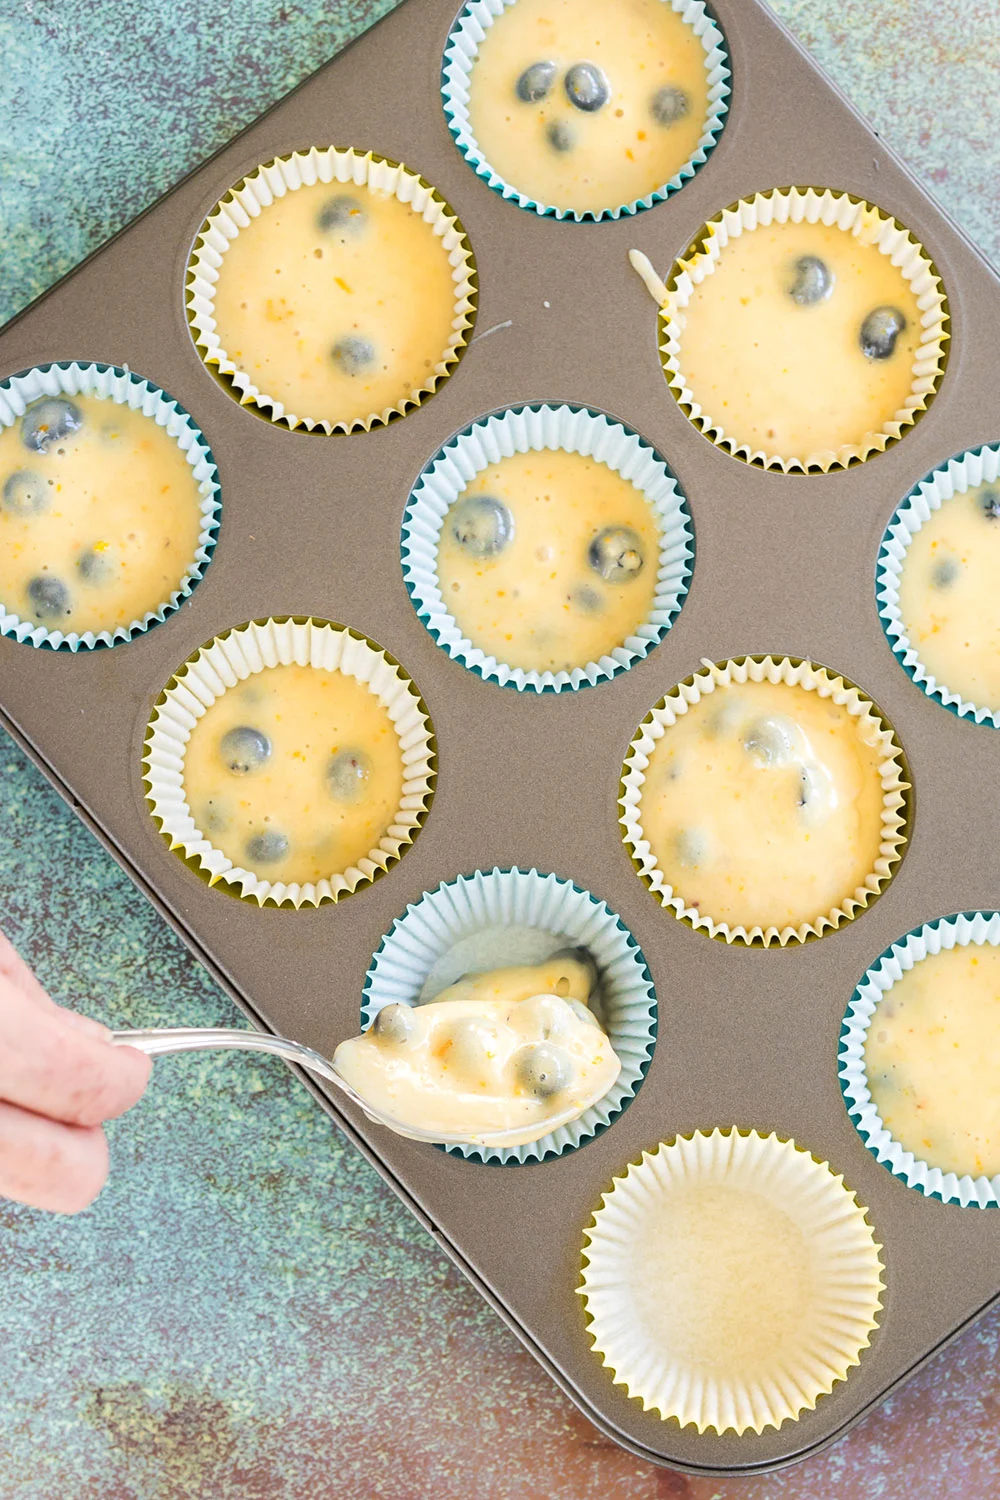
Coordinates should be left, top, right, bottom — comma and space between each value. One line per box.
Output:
2, 0, 1000, 1475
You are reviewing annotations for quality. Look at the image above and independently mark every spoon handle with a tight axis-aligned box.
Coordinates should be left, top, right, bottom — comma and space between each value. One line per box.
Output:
111, 1027, 345, 1091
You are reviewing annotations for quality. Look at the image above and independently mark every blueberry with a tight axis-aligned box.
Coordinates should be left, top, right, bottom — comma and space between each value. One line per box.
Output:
327, 748, 372, 801
245, 829, 289, 865
371, 1003, 416, 1044
932, 556, 961, 588
331, 337, 376, 376
571, 584, 603, 614
515, 60, 557, 103
317, 195, 367, 236
219, 725, 272, 775
787, 255, 834, 307
27, 575, 71, 620
650, 84, 691, 126
546, 119, 576, 153
77, 546, 114, 584
797, 761, 835, 822
549, 945, 599, 998
980, 487, 1000, 521
201, 800, 230, 834
21, 397, 82, 454
743, 715, 802, 767
674, 827, 709, 868
588, 526, 645, 583
860, 306, 907, 360
564, 62, 609, 112
2, 469, 48, 517
449, 494, 514, 558
513, 1042, 571, 1098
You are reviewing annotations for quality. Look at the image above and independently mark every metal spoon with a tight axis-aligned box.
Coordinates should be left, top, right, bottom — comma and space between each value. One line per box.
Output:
111, 1027, 564, 1150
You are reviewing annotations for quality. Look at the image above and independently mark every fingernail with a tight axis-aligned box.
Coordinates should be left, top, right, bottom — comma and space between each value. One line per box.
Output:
58, 1010, 112, 1043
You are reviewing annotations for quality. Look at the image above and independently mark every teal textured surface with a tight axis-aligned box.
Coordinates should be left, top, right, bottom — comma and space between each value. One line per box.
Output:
2, 2, 1000, 1495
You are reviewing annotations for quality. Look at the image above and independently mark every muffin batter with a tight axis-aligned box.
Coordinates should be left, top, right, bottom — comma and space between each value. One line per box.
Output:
896, 482, 1000, 712
334, 958, 619, 1145
467, 0, 710, 215
183, 662, 405, 887
0, 393, 203, 635
437, 449, 660, 674
677, 219, 923, 463
211, 178, 458, 426
640, 679, 886, 931
865, 944, 1000, 1180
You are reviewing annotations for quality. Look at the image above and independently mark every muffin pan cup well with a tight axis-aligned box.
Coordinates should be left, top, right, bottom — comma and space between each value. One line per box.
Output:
4, 0, 1000, 1476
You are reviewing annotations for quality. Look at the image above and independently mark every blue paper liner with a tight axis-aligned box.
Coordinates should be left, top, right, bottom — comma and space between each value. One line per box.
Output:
0, 361, 220, 651
877, 443, 1000, 728
361, 867, 657, 1163
401, 402, 694, 694
442, 0, 731, 222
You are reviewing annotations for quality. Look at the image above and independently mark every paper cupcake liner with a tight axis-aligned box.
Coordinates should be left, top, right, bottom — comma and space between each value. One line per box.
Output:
361, 866, 657, 1163
0, 361, 220, 651
579, 1129, 884, 1435
645, 187, 949, 472
143, 617, 435, 908
401, 402, 694, 694
877, 443, 1000, 728
442, 0, 730, 222
840, 911, 1000, 1208
620, 655, 911, 946
186, 148, 478, 434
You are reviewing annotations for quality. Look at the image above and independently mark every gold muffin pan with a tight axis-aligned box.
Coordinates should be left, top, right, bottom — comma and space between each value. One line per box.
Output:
2, 0, 1000, 1477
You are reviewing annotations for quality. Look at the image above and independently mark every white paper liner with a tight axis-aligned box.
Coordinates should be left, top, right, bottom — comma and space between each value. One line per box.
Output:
656, 188, 949, 472
0, 361, 220, 651
401, 403, 694, 693
579, 1129, 884, 1435
877, 444, 1000, 728
361, 867, 656, 1163
186, 147, 478, 434
442, 0, 731, 222
143, 617, 435, 908
620, 655, 910, 946
840, 911, 1000, 1208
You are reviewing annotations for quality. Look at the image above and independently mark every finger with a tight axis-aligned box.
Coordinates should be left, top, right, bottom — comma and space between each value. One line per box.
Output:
0, 980, 151, 1127
0, 1099, 109, 1214
0, 929, 58, 1011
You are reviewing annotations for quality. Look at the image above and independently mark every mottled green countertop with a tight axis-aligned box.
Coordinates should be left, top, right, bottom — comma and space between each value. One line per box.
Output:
2, 3, 1000, 1496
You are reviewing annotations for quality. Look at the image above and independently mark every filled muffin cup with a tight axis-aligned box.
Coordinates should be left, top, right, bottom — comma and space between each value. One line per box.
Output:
877, 443, 1000, 728
647, 187, 949, 472
840, 911, 1000, 1208
442, 0, 730, 222
361, 866, 657, 1163
401, 402, 694, 693
0, 361, 220, 651
620, 655, 911, 947
578, 1129, 884, 1435
186, 147, 478, 434
143, 617, 435, 908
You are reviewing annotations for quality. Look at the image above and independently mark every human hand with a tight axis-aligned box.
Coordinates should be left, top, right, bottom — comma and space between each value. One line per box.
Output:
0, 929, 151, 1213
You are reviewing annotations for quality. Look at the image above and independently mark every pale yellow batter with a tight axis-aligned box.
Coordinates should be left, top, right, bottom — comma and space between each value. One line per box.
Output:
211, 179, 457, 426
628, 1183, 816, 1381
468, 0, 711, 214
896, 483, 1000, 712
640, 679, 886, 931
334, 956, 619, 1145
183, 662, 404, 886
677, 220, 923, 463
0, 393, 203, 635
437, 449, 660, 674
865, 944, 1000, 1180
